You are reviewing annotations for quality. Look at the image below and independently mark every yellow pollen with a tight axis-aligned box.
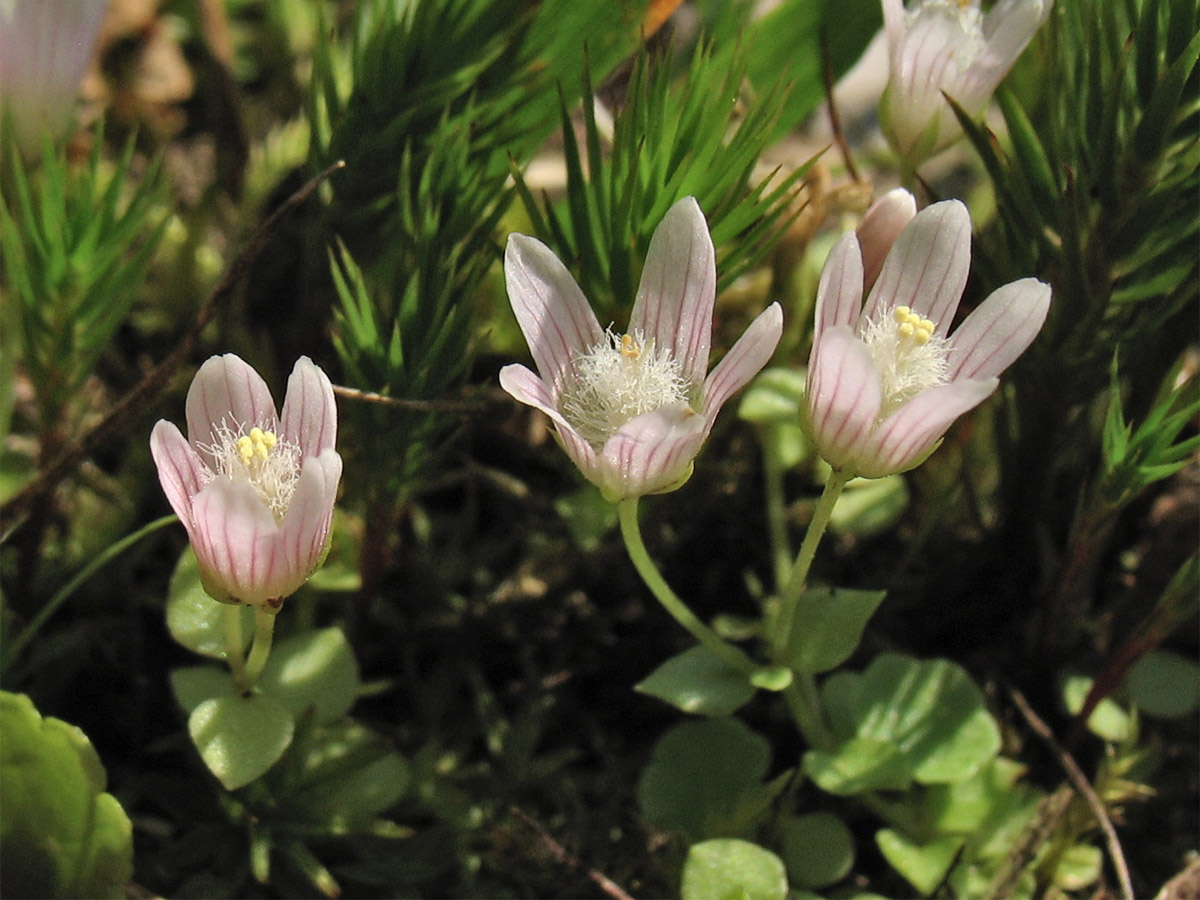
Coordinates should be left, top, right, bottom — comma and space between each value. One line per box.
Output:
620, 334, 641, 359
893, 307, 938, 345
238, 428, 279, 465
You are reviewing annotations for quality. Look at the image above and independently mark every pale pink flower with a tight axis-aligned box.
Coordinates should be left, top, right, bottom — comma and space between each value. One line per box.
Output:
0, 0, 109, 159
151, 355, 342, 609
856, 187, 917, 292
807, 199, 1050, 478
880, 0, 1053, 166
500, 197, 783, 500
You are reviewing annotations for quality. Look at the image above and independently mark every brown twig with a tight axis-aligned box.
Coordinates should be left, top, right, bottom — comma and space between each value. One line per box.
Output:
0, 160, 345, 542
331, 384, 492, 415
820, 26, 862, 185
509, 806, 636, 900
1008, 687, 1135, 900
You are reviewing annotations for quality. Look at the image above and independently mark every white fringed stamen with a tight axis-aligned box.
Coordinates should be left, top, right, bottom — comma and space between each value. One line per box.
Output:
862, 305, 951, 419
199, 421, 301, 520
559, 330, 692, 447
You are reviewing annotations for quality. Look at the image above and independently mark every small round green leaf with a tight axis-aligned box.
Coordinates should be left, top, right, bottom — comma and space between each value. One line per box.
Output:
257, 627, 361, 726
637, 718, 771, 842
170, 665, 235, 714
681, 838, 788, 900
188, 693, 294, 790
803, 736, 911, 795
876, 828, 964, 896
280, 721, 411, 826
0, 691, 133, 899
166, 548, 252, 659
1127, 649, 1200, 719
635, 645, 756, 715
779, 812, 854, 888
784, 588, 887, 674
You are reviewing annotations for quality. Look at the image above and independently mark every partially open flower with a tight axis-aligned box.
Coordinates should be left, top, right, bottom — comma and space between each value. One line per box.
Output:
500, 197, 783, 500
880, 0, 1053, 167
807, 199, 1050, 478
0, 0, 109, 159
151, 355, 342, 609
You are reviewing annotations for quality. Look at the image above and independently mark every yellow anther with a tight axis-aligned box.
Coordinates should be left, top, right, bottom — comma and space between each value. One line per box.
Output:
260, 430, 277, 450
914, 327, 933, 345
921, 318, 935, 333
237, 435, 255, 464
620, 334, 641, 359
899, 322, 915, 338
893, 306, 912, 322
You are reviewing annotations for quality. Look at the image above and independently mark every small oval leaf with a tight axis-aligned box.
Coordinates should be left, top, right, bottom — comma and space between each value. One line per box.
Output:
189, 693, 294, 790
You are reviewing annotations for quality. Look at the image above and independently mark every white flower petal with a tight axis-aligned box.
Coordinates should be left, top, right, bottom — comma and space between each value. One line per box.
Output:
949, 278, 1051, 380
280, 356, 337, 455
505, 234, 604, 393
864, 200, 971, 335
150, 420, 207, 527
807, 327, 884, 471
814, 234, 865, 348
855, 377, 997, 477
499, 363, 598, 478
857, 188, 917, 291
704, 302, 784, 422
186, 354, 279, 468
597, 402, 707, 499
190, 477, 282, 606
630, 197, 716, 388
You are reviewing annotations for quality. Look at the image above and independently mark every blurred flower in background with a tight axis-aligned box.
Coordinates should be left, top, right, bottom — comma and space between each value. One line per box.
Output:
879, 0, 1053, 167
500, 197, 783, 500
0, 0, 109, 158
150, 355, 342, 610
806, 199, 1050, 478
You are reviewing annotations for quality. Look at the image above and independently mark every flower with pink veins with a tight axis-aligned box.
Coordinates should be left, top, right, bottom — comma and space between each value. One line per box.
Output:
807, 199, 1050, 478
880, 0, 1053, 167
0, 0, 109, 159
151, 354, 342, 610
500, 196, 784, 500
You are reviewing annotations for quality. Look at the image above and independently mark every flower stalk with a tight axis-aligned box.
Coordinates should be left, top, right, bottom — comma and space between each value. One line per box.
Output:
617, 498, 760, 678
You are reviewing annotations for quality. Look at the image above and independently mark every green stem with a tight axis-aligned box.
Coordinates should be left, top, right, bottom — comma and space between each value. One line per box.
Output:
773, 467, 853, 657
771, 467, 853, 753
240, 608, 278, 692
617, 498, 759, 677
1, 514, 177, 678
224, 605, 248, 688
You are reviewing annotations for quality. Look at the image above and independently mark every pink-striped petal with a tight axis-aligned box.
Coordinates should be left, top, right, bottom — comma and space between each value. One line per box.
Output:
981, 0, 1049, 77
630, 197, 716, 388
857, 188, 917, 292
150, 420, 207, 526
807, 327, 884, 471
280, 356, 337, 455
813, 234, 865, 349
186, 355, 279, 469
597, 402, 707, 499
505, 234, 604, 393
279, 451, 343, 594
855, 377, 998, 478
190, 477, 281, 605
704, 302, 784, 422
498, 363, 598, 478
949, 278, 1051, 380
863, 200, 971, 334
